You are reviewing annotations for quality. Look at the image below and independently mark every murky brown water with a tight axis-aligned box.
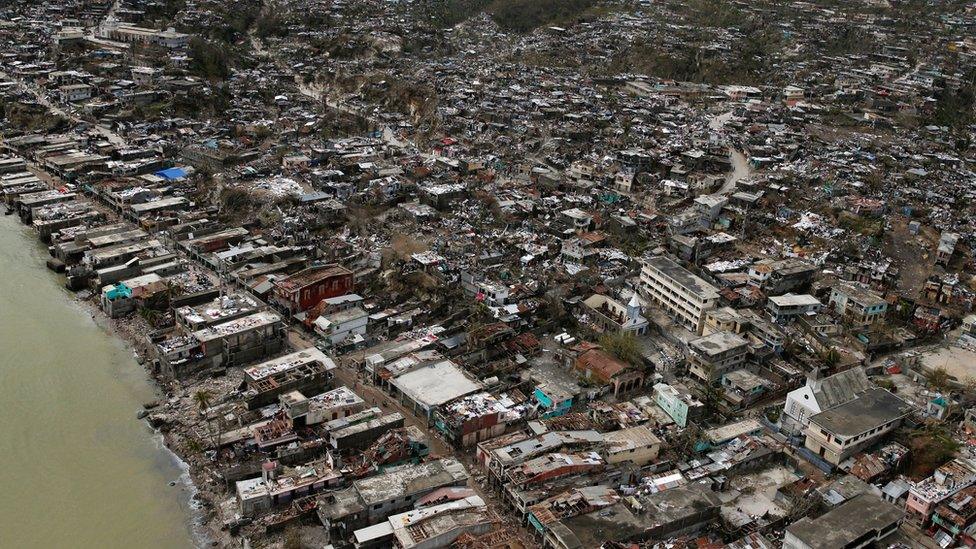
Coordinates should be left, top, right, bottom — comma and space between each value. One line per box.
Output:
0, 214, 196, 548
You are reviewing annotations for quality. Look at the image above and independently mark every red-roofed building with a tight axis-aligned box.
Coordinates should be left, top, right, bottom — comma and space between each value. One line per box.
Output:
572, 347, 644, 398
271, 263, 354, 313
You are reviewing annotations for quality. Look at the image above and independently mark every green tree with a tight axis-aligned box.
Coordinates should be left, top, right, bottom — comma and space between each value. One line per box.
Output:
255, 13, 290, 39
926, 367, 951, 393
822, 348, 841, 368
488, 0, 596, 33
598, 331, 641, 365
929, 75, 976, 130
188, 37, 231, 80
901, 425, 960, 478
699, 374, 726, 421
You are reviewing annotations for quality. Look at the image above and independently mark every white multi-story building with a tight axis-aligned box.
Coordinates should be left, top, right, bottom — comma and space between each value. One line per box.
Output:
767, 293, 822, 323
313, 306, 368, 346
829, 282, 888, 326
781, 368, 871, 435
687, 331, 750, 384
640, 256, 719, 334
59, 83, 91, 103
99, 17, 188, 49
803, 388, 910, 465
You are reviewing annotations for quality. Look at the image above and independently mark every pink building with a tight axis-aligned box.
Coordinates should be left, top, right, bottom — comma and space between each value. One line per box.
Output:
906, 458, 976, 526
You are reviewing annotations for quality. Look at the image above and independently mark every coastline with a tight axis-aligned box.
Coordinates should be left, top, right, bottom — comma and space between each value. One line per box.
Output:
88, 287, 227, 548
90, 295, 224, 549
151, 430, 214, 548
2, 210, 220, 548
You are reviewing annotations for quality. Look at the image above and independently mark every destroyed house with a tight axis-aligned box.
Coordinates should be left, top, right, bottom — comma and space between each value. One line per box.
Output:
242, 348, 337, 409
353, 495, 491, 549
433, 392, 519, 448
236, 458, 341, 517
419, 182, 467, 209
906, 458, 976, 526
175, 293, 261, 331
545, 484, 722, 549
530, 363, 582, 419
703, 419, 765, 448
931, 485, 976, 546
500, 458, 623, 521
253, 415, 298, 450
16, 190, 77, 223
354, 458, 469, 522
362, 336, 440, 382
323, 406, 382, 434
51, 223, 131, 264
2, 177, 46, 204
504, 452, 605, 491
83, 238, 164, 270
481, 430, 604, 489
154, 310, 285, 378
99, 273, 165, 318
181, 145, 245, 171
292, 386, 365, 426
129, 197, 190, 218
754, 258, 817, 294
317, 458, 470, 529
83, 227, 149, 250
329, 412, 404, 452
349, 426, 430, 479
526, 486, 620, 540
32, 201, 100, 242
40, 151, 107, 179
181, 227, 249, 255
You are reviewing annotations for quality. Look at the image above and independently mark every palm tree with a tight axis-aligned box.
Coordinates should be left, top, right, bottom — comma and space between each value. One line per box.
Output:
926, 367, 951, 394
193, 389, 213, 412
183, 437, 204, 455
192, 389, 220, 461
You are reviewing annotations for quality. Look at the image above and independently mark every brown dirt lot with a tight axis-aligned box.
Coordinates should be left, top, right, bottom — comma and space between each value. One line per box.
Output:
882, 214, 939, 296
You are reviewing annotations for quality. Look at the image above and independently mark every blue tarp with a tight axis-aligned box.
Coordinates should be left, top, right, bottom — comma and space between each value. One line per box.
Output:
155, 167, 187, 180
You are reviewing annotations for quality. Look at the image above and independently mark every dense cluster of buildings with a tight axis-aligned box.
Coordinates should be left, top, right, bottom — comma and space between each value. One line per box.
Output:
3, 0, 976, 547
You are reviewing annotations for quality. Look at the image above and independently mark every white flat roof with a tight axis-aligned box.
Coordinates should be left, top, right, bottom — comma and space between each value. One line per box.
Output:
354, 522, 393, 543
769, 293, 821, 307
243, 347, 335, 380
193, 310, 281, 342
391, 360, 482, 408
